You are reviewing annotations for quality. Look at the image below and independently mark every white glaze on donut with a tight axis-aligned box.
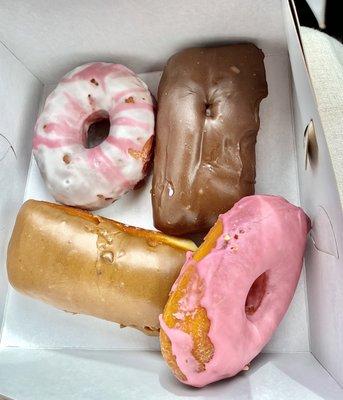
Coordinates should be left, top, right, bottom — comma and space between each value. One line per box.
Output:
33, 62, 155, 210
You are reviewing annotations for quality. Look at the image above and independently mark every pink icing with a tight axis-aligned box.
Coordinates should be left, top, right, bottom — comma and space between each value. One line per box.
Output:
161, 195, 310, 387
33, 135, 78, 149
33, 62, 154, 210
110, 116, 150, 131
113, 87, 147, 102
33, 120, 81, 149
160, 318, 200, 375
87, 147, 129, 185
64, 92, 87, 116
61, 62, 134, 87
168, 251, 194, 294
111, 101, 153, 115
106, 136, 140, 153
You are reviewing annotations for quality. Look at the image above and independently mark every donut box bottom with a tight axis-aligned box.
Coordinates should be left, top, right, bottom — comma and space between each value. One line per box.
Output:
0, 1, 342, 399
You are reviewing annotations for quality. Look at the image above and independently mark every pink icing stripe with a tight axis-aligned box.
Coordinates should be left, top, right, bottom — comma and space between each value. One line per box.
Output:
113, 87, 147, 102
161, 195, 310, 387
64, 92, 87, 116
42, 121, 80, 136
33, 135, 78, 149
87, 146, 129, 184
111, 101, 153, 115
111, 117, 150, 131
106, 136, 140, 152
34, 120, 81, 150
160, 317, 199, 377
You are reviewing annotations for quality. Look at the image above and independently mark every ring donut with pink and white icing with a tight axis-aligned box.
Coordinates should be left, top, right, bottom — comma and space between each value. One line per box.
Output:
33, 62, 155, 210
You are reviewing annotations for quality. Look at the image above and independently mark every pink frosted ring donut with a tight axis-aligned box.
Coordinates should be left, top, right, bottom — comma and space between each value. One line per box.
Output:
160, 195, 310, 387
33, 62, 155, 210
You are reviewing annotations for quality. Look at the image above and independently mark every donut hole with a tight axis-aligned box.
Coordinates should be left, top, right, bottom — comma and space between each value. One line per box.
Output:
83, 110, 110, 149
204, 103, 212, 117
245, 272, 267, 317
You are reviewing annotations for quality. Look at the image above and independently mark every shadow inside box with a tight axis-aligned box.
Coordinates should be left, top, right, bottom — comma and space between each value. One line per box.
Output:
50, 348, 163, 373
159, 365, 253, 399
179, 36, 286, 56
159, 352, 342, 399
270, 353, 342, 400
158, 352, 276, 399
43, 52, 165, 84
6, 348, 340, 399
51, 347, 254, 398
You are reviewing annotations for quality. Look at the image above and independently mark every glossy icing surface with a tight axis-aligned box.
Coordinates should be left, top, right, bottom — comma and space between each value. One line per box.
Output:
160, 195, 310, 387
33, 62, 155, 210
7, 200, 196, 335
152, 45, 268, 235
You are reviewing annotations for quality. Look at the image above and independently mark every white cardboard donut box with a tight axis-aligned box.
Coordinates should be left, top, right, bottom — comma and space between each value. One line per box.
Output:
0, 1, 342, 399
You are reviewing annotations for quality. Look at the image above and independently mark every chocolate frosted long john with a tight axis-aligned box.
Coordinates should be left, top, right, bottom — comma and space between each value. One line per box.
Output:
152, 44, 268, 235
7, 200, 196, 335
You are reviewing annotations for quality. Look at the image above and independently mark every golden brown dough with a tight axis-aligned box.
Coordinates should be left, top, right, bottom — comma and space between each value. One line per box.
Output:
160, 220, 222, 373
7, 200, 197, 335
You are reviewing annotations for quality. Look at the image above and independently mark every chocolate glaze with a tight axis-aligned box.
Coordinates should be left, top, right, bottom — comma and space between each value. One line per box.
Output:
152, 44, 268, 235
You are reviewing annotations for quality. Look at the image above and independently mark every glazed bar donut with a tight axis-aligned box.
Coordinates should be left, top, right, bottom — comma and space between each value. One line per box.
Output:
160, 195, 309, 386
33, 62, 155, 210
7, 200, 196, 335
152, 44, 268, 235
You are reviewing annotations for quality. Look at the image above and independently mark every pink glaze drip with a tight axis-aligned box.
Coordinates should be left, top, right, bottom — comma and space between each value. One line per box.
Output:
33, 135, 79, 149
64, 92, 87, 116
177, 271, 202, 314
111, 116, 150, 131
170, 251, 194, 293
160, 317, 200, 374
106, 136, 140, 153
161, 195, 310, 387
33, 120, 81, 149
42, 121, 80, 136
113, 87, 147, 102
87, 146, 129, 185
111, 101, 153, 115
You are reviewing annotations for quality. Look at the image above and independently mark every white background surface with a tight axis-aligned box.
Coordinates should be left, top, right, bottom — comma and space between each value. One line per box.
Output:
0, 0, 288, 84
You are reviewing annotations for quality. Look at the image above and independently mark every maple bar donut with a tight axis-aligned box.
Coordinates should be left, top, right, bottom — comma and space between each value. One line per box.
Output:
7, 200, 197, 335
160, 195, 310, 386
33, 62, 155, 210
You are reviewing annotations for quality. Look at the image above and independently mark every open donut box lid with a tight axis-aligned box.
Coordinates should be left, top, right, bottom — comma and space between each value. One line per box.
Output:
0, 0, 342, 398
